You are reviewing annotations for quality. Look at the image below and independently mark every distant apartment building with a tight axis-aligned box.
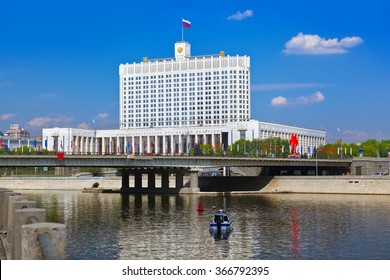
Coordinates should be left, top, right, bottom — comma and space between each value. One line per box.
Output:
0, 124, 41, 151
6, 124, 30, 138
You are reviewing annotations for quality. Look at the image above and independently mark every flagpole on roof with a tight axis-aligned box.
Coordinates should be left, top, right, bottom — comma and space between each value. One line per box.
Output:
181, 18, 184, 41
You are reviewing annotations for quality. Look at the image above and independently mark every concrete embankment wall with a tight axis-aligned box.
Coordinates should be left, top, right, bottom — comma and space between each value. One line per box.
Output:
2, 175, 390, 195
0, 177, 121, 190
0, 176, 183, 191
199, 176, 390, 195
262, 176, 390, 195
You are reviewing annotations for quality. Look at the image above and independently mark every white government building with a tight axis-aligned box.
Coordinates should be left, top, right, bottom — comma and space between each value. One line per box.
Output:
42, 41, 326, 155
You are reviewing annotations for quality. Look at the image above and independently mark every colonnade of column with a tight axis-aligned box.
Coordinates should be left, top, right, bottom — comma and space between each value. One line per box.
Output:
46, 135, 99, 155
49, 132, 225, 155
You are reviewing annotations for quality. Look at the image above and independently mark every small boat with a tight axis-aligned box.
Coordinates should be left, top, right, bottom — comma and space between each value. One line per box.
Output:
209, 209, 233, 234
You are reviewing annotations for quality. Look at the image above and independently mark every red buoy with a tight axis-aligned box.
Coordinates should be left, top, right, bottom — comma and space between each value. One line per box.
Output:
197, 202, 204, 212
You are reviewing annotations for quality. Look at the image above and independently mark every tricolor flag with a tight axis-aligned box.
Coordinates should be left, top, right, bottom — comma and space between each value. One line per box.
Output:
182, 18, 191, 28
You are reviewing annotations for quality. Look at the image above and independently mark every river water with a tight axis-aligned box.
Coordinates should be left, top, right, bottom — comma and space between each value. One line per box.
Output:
20, 190, 390, 260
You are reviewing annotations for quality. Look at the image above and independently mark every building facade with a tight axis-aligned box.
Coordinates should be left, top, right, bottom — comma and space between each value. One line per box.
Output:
42, 41, 326, 156
5, 124, 30, 138
42, 120, 325, 156
119, 42, 250, 128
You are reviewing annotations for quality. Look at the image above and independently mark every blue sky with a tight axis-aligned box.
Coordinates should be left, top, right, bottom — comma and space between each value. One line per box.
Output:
1, 0, 389, 143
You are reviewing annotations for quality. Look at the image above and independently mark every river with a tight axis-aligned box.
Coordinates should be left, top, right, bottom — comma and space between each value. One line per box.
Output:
19, 190, 390, 260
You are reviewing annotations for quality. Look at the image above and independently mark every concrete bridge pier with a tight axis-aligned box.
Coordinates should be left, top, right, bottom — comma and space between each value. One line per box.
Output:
161, 172, 170, 191
119, 167, 188, 194
180, 168, 200, 194
134, 172, 142, 189
176, 173, 184, 189
121, 170, 130, 191
148, 173, 156, 189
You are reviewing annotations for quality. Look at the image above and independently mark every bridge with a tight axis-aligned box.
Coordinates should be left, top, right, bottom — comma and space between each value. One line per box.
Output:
0, 154, 351, 168
0, 155, 352, 193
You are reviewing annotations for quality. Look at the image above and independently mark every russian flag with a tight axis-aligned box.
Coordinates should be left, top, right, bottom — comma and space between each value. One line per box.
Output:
182, 18, 191, 28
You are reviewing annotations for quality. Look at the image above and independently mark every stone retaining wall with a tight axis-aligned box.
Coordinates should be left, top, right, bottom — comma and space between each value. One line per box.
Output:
0, 176, 180, 190
261, 176, 390, 195
0, 188, 66, 259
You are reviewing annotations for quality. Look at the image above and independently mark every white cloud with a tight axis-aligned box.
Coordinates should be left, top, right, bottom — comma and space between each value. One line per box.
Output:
271, 91, 325, 107
283, 32, 363, 55
0, 113, 15, 120
227, 10, 253, 21
95, 113, 109, 119
27, 115, 73, 128
77, 122, 92, 129
297, 91, 325, 104
252, 83, 326, 91
271, 96, 288, 107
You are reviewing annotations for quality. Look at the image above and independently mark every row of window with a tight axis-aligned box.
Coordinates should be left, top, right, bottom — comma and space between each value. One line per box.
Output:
123, 75, 248, 85
123, 109, 248, 116
123, 85, 249, 93
121, 118, 249, 128
122, 70, 249, 81
123, 103, 249, 110
124, 81, 248, 88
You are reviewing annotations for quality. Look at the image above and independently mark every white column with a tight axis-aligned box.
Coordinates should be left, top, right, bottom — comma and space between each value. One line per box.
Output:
85, 136, 88, 154
170, 134, 174, 155
75, 136, 79, 154
80, 137, 84, 154
147, 135, 151, 154
131, 136, 134, 154
89, 137, 92, 153
124, 135, 128, 154
179, 134, 183, 154
163, 135, 166, 155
